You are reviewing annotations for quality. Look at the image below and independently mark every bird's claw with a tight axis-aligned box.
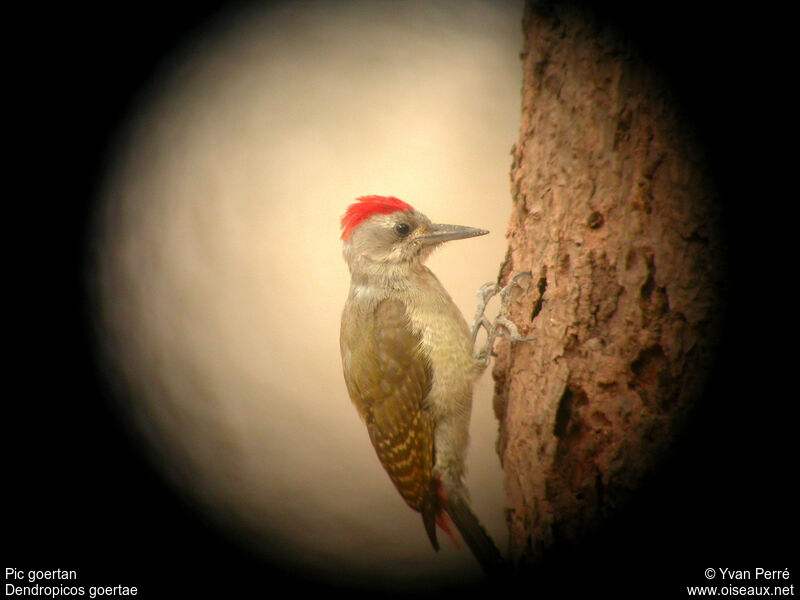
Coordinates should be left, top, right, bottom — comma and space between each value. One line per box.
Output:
471, 272, 535, 365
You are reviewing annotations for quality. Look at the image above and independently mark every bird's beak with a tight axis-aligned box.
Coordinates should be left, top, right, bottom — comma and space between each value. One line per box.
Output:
417, 224, 489, 246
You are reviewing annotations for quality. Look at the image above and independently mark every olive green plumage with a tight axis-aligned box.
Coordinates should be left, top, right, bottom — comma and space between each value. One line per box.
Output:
341, 297, 440, 548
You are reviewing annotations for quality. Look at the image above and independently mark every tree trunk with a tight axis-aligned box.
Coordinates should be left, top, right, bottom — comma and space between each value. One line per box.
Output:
493, 1, 723, 566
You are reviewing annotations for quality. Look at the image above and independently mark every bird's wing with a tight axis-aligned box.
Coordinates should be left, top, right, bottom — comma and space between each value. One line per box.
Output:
340, 297, 440, 548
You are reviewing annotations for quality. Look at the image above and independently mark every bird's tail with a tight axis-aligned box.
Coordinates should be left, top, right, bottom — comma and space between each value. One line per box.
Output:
444, 492, 507, 577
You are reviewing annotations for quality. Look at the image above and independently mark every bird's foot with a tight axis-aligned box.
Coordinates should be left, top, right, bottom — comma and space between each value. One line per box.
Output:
471, 272, 535, 365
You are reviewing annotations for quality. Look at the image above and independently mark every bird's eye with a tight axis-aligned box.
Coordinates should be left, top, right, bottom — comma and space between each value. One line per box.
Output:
394, 222, 411, 237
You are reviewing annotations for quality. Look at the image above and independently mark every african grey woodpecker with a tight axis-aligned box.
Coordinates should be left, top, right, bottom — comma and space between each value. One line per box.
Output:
339, 195, 513, 575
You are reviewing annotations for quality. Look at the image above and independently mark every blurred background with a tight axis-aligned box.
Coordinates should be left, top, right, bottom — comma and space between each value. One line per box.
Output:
8, 0, 796, 596
91, 0, 523, 589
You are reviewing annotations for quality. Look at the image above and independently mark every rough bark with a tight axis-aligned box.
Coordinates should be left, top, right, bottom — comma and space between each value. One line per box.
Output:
493, 2, 722, 565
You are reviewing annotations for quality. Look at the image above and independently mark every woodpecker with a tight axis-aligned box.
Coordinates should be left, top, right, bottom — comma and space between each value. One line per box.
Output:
339, 195, 511, 575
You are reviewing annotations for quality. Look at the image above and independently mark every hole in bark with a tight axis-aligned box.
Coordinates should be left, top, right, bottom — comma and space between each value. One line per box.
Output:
628, 344, 675, 406
553, 385, 588, 439
630, 344, 666, 383
554, 388, 574, 438
530, 276, 548, 321
587, 211, 605, 229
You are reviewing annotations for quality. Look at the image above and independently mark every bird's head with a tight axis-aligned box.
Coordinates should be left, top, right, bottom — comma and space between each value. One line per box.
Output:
340, 196, 488, 269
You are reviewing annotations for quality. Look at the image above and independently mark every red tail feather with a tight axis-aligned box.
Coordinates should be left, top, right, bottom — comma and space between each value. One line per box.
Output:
435, 480, 460, 549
